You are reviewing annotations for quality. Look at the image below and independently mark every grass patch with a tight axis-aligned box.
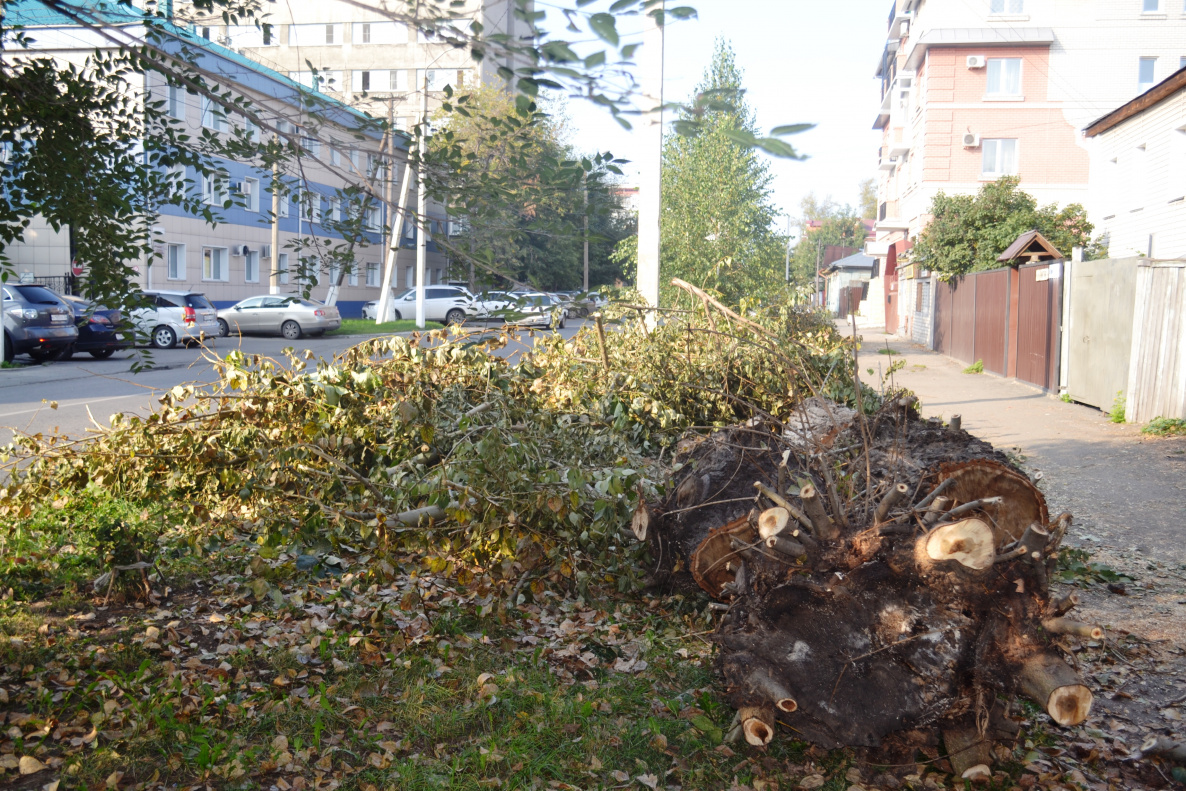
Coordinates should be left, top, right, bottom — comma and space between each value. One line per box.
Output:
962, 359, 984, 374
1108, 390, 1126, 423
1142, 416, 1186, 436
877, 347, 899, 356
328, 319, 443, 335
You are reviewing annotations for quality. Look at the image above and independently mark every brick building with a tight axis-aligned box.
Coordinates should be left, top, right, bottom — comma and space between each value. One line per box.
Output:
864, 0, 1186, 336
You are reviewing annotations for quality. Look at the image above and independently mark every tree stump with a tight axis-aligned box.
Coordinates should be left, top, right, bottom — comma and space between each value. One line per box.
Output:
644, 398, 1094, 760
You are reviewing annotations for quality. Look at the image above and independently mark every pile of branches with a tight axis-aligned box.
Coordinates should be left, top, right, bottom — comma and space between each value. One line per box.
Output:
0, 283, 875, 590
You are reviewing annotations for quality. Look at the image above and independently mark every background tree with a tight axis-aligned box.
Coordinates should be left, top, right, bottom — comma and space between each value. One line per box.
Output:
913, 176, 1100, 276
787, 191, 866, 284
429, 85, 632, 290
654, 38, 790, 306
858, 177, 877, 220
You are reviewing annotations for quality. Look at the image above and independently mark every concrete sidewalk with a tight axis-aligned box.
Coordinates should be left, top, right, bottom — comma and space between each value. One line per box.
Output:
843, 322, 1186, 568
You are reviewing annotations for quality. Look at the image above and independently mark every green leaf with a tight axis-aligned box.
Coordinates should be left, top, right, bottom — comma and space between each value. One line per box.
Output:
770, 123, 815, 136
583, 50, 606, 69
588, 13, 620, 47
722, 129, 757, 147
755, 137, 806, 159
690, 715, 723, 744
517, 77, 540, 97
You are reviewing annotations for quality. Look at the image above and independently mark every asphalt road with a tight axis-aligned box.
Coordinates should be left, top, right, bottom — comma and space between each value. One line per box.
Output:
0, 320, 586, 444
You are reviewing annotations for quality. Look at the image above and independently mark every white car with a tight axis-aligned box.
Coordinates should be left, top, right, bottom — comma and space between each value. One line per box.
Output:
505, 293, 567, 330
387, 286, 479, 324
133, 290, 220, 349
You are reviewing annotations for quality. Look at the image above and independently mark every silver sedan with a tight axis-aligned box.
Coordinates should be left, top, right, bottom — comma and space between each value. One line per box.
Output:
217, 295, 341, 339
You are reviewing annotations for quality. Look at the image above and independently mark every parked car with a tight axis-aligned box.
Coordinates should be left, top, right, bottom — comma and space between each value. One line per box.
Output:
2, 284, 78, 363
60, 294, 130, 359
505, 292, 567, 330
361, 299, 379, 320
569, 291, 607, 317
217, 295, 341, 339
132, 290, 220, 349
387, 286, 479, 324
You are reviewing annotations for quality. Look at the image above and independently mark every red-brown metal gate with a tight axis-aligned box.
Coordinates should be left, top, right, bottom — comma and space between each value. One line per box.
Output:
933, 269, 1009, 375
973, 270, 1009, 376
1014, 263, 1061, 390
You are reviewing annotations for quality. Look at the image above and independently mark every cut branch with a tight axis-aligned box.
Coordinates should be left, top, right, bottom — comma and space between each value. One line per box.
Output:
1042, 617, 1104, 640
1018, 653, 1093, 727
875, 482, 910, 523
800, 482, 839, 540
739, 706, 775, 746
752, 481, 812, 530
918, 518, 996, 571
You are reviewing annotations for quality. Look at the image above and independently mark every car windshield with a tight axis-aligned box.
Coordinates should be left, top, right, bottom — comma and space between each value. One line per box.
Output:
13, 285, 63, 304
185, 294, 215, 310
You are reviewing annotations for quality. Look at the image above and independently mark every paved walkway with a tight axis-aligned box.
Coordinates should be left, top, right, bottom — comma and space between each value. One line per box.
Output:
842, 321, 1186, 569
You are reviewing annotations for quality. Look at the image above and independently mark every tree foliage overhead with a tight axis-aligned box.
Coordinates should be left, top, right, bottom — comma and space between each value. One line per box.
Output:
655, 39, 796, 306
913, 176, 1098, 277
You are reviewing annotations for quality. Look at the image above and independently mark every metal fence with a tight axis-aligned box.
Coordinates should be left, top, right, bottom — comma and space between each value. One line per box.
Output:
32, 275, 79, 295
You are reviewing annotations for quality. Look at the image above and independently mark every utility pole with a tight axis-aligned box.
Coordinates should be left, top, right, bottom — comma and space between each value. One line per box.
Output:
784, 215, 792, 284
376, 162, 412, 323
635, 0, 664, 316
269, 136, 280, 295
582, 172, 589, 292
815, 240, 822, 307
415, 69, 428, 329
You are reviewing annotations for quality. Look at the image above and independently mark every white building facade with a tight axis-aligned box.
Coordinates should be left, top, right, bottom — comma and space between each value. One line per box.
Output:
1085, 67, 1186, 259
182, 0, 533, 126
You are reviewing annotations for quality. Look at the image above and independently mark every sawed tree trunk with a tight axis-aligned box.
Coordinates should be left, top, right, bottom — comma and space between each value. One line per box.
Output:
641, 397, 1096, 766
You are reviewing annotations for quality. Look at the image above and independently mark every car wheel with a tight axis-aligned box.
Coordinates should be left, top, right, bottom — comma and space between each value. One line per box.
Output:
151, 325, 176, 349
217, 318, 230, 338
558, 315, 566, 329
89, 349, 115, 359
445, 309, 466, 326
2, 333, 13, 364
60, 344, 75, 361
281, 320, 302, 340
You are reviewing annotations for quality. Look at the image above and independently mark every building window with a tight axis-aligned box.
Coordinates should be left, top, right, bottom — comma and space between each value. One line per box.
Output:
226, 24, 273, 47
288, 71, 340, 92
352, 21, 407, 44
391, 70, 409, 92
244, 249, 259, 283
199, 25, 212, 39
981, 138, 1018, 177
301, 190, 322, 224
203, 247, 228, 281
301, 135, 321, 157
277, 182, 290, 217
243, 118, 258, 143
986, 58, 1022, 96
243, 177, 260, 212
404, 265, 414, 288
327, 196, 341, 223
1138, 57, 1157, 91
416, 69, 455, 92
365, 261, 379, 287
1142, 0, 1160, 10
289, 23, 343, 46
330, 146, 341, 166
167, 243, 185, 280
167, 84, 184, 120
365, 204, 381, 231
989, 0, 1023, 12
277, 252, 289, 285
203, 173, 229, 206
348, 268, 359, 287
328, 260, 340, 286
201, 96, 227, 132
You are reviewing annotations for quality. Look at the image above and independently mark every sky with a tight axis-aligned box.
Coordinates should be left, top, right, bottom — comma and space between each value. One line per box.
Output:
539, 0, 892, 239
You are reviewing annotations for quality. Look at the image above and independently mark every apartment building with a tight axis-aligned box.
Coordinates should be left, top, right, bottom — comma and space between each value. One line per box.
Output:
4, 0, 451, 316
182, 0, 533, 127
865, 0, 1186, 333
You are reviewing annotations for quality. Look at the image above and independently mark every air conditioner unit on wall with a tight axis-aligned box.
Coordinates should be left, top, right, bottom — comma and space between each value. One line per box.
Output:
239, 180, 252, 195
962, 132, 981, 147
233, 245, 250, 257
966, 55, 986, 69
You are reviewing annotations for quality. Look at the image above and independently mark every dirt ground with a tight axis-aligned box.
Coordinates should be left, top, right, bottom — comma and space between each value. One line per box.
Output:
845, 322, 1186, 779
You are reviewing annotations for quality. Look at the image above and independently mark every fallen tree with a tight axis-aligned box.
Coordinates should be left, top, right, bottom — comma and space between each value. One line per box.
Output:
642, 397, 1092, 776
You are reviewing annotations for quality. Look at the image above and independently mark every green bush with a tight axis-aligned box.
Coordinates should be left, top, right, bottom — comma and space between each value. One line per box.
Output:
962, 359, 984, 374
1143, 416, 1186, 436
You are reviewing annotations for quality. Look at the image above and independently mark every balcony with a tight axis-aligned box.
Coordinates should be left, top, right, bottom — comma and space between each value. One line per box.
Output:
878, 157, 898, 171
888, 140, 911, 158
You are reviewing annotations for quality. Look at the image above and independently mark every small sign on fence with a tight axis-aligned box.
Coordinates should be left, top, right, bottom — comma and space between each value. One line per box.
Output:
1035, 267, 1050, 282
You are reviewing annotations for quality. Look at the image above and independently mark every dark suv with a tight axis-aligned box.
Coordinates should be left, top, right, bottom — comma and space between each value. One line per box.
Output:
2, 284, 78, 363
